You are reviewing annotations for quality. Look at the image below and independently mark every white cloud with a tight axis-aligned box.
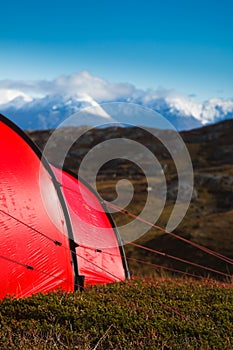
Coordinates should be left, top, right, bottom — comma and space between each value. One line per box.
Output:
53, 71, 136, 101
164, 94, 203, 120
202, 99, 233, 122
0, 89, 32, 104
0, 71, 136, 101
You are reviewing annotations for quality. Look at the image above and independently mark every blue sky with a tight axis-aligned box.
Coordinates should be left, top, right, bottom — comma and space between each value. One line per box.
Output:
0, 0, 232, 100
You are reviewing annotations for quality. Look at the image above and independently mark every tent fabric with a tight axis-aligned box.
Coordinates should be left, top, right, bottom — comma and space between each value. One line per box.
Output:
0, 114, 129, 299
0, 115, 74, 299
52, 167, 130, 286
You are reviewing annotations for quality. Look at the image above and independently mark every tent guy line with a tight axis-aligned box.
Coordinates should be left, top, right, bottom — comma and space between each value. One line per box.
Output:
1, 205, 231, 281
0, 254, 83, 291
0, 210, 125, 286
0, 208, 63, 246
0, 253, 191, 321
0, 209, 232, 286
126, 257, 215, 281
105, 201, 233, 266
128, 243, 232, 279
59, 180, 233, 267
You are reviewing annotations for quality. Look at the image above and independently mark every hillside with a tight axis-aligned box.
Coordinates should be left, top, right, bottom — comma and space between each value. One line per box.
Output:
26, 119, 233, 280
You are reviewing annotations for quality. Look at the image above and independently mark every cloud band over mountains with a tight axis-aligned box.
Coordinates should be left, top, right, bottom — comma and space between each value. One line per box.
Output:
0, 71, 232, 130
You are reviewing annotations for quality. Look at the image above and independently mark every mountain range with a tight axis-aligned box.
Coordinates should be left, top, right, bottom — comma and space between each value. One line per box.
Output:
0, 72, 233, 131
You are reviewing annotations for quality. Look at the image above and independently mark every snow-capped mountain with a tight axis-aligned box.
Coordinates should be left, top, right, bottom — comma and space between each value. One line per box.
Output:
0, 72, 232, 130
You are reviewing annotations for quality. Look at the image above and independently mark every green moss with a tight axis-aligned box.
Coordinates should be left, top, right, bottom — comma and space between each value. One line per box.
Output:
0, 278, 232, 349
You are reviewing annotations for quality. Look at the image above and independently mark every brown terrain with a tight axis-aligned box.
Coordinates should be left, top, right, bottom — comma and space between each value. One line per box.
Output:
26, 119, 233, 281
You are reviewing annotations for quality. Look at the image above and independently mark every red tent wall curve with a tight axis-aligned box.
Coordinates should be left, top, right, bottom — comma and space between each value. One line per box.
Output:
52, 167, 130, 286
0, 114, 129, 298
0, 115, 74, 299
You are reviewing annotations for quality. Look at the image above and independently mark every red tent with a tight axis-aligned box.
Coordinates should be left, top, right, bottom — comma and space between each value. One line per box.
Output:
52, 167, 129, 286
0, 114, 129, 299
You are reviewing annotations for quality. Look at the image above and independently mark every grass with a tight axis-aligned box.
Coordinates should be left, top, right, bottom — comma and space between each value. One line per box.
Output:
0, 278, 232, 349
